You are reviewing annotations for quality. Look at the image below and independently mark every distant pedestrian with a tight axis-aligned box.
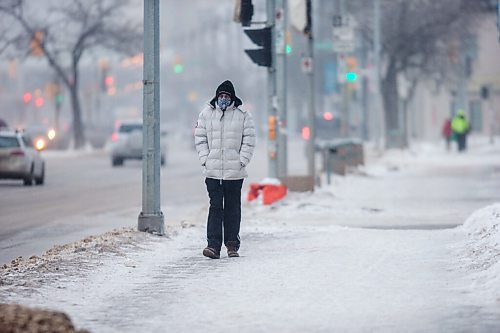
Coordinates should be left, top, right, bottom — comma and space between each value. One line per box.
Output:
194, 80, 256, 259
451, 109, 470, 152
441, 117, 452, 151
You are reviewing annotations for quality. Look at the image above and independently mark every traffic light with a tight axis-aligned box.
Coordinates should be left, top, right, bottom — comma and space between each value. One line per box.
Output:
30, 31, 44, 57
240, 0, 254, 27
234, 0, 254, 27
481, 86, 489, 99
285, 31, 292, 54
173, 64, 184, 74
345, 56, 358, 82
345, 72, 357, 82
55, 93, 63, 105
323, 112, 333, 121
35, 97, 44, 108
23, 92, 32, 104
302, 126, 311, 140
268, 116, 277, 140
172, 55, 184, 74
244, 27, 272, 67
104, 75, 114, 86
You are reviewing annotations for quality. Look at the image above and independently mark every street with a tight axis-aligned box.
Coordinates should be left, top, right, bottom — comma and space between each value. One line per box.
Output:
0, 139, 208, 264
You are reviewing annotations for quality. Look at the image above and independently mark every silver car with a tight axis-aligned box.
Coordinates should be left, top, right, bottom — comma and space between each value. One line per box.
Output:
110, 120, 167, 167
0, 130, 45, 186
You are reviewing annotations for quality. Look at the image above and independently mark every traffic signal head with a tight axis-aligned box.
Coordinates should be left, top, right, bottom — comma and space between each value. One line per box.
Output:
345, 57, 358, 82
104, 75, 114, 86
31, 31, 44, 57
285, 31, 292, 54
244, 27, 272, 67
480, 85, 489, 99
23, 92, 32, 104
345, 72, 357, 82
240, 0, 254, 27
55, 94, 63, 105
173, 64, 184, 74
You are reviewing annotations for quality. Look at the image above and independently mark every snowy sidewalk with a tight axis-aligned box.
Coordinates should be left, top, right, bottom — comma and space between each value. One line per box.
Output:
2, 223, 499, 332
1, 139, 500, 332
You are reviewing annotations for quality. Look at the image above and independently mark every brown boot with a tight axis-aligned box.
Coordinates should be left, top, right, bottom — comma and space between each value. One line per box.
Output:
226, 245, 239, 258
203, 247, 220, 259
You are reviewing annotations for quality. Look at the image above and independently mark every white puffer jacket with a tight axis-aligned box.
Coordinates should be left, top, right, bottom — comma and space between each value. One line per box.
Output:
195, 103, 256, 180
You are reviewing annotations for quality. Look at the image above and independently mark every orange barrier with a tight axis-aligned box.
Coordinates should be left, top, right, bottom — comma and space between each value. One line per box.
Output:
247, 183, 288, 205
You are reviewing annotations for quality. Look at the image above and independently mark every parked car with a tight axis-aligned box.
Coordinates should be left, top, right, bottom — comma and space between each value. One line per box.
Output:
0, 130, 45, 186
109, 120, 167, 167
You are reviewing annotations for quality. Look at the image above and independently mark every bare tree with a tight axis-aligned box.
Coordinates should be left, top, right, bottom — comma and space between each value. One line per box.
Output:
351, 0, 482, 148
0, 0, 141, 148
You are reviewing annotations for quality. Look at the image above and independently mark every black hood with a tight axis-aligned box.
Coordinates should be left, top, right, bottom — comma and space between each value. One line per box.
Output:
209, 80, 243, 108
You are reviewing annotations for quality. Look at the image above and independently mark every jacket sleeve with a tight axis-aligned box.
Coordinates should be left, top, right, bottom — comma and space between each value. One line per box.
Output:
194, 111, 209, 166
240, 112, 256, 166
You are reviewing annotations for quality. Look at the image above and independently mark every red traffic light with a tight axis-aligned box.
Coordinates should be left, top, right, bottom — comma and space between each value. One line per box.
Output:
104, 75, 114, 86
323, 112, 333, 121
35, 97, 44, 108
23, 92, 32, 104
302, 126, 310, 140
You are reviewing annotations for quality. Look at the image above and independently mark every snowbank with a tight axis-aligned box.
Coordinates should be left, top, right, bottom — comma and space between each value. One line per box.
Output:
0, 227, 161, 295
458, 204, 500, 302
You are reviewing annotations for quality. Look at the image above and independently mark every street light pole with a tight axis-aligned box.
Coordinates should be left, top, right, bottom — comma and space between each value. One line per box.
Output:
267, 0, 278, 179
374, 0, 384, 151
138, 0, 164, 235
306, 0, 316, 182
276, 0, 288, 179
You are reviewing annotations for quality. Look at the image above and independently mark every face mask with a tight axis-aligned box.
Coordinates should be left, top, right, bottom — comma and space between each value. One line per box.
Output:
217, 97, 232, 111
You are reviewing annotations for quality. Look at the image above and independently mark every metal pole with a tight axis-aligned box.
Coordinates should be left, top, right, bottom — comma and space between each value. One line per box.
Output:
267, 0, 278, 179
457, 51, 468, 115
374, 0, 383, 150
306, 0, 316, 183
276, 0, 288, 178
138, 0, 164, 235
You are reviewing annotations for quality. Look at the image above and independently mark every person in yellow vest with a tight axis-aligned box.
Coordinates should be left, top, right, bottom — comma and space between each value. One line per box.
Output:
451, 109, 470, 152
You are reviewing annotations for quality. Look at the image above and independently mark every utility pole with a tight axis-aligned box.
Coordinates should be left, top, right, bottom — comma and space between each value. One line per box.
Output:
306, 0, 316, 182
276, 0, 287, 178
374, 0, 384, 151
267, 0, 279, 179
138, 0, 164, 235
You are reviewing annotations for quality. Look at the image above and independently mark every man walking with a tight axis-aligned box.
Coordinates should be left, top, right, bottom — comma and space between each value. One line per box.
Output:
451, 109, 470, 152
194, 80, 256, 259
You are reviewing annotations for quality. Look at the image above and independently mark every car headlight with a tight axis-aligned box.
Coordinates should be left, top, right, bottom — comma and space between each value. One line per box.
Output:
47, 129, 56, 140
35, 138, 46, 151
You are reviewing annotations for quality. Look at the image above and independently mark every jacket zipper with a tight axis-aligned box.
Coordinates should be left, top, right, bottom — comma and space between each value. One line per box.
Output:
220, 110, 224, 185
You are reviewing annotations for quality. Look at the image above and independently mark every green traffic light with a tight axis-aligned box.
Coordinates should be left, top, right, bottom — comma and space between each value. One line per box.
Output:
285, 44, 292, 54
346, 72, 357, 82
173, 64, 184, 74
55, 94, 63, 104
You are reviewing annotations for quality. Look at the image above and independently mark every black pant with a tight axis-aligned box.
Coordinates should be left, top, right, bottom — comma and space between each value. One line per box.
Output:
205, 178, 244, 250
456, 133, 467, 152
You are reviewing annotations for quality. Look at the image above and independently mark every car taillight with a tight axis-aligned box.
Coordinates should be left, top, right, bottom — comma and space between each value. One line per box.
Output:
10, 150, 25, 156
111, 132, 119, 142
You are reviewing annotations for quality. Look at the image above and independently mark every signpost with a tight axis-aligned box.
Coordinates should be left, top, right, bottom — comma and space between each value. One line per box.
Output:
332, 15, 355, 53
